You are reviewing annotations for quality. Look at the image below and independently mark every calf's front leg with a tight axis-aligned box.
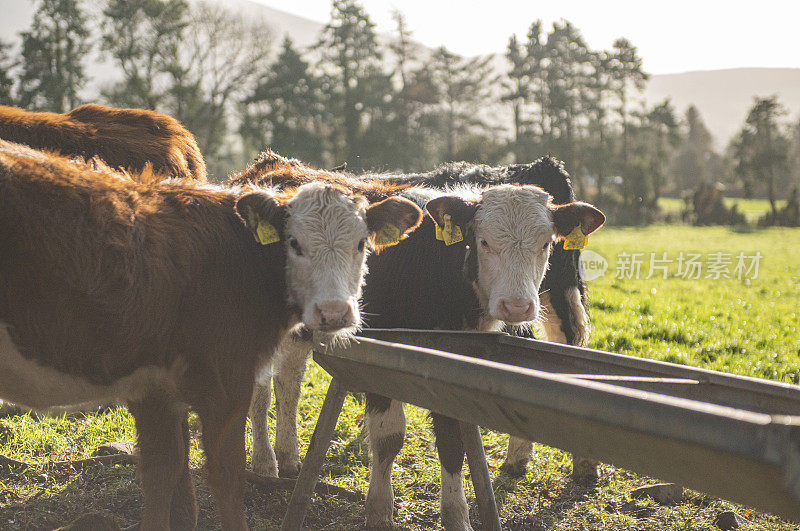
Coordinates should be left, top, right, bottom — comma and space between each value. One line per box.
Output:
249, 378, 278, 477
365, 394, 405, 528
128, 390, 197, 531
198, 401, 249, 531
273, 334, 311, 478
432, 413, 472, 531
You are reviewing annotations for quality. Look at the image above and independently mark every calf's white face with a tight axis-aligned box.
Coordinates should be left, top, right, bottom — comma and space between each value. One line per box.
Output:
283, 183, 369, 332
427, 184, 605, 327
473, 186, 554, 324
237, 182, 422, 334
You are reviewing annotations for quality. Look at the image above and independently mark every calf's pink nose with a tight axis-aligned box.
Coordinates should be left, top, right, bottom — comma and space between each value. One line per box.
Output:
314, 301, 353, 329
500, 299, 534, 322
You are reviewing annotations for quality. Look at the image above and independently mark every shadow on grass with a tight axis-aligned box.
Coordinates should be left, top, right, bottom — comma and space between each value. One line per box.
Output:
0, 463, 364, 530
489, 467, 599, 530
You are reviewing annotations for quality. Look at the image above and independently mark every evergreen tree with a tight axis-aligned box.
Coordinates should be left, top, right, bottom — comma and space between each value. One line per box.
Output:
609, 38, 648, 170
523, 21, 547, 147
429, 46, 497, 161
671, 106, 716, 190
732, 96, 790, 215
504, 33, 531, 161
611, 99, 679, 222
790, 118, 800, 189
241, 37, 328, 167
101, 0, 188, 110
0, 40, 16, 105
17, 0, 90, 112
316, 0, 391, 169
363, 11, 451, 170
541, 21, 592, 180
584, 49, 613, 195
388, 11, 415, 95
644, 99, 680, 204
502, 20, 548, 163
382, 11, 438, 170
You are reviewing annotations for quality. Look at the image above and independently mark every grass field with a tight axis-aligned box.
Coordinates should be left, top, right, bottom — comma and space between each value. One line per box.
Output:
1, 226, 799, 529
658, 197, 786, 223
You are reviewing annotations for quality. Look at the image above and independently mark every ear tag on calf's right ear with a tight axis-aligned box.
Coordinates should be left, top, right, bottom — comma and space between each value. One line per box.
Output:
375, 223, 402, 246
255, 220, 280, 245
563, 224, 587, 250
438, 214, 463, 246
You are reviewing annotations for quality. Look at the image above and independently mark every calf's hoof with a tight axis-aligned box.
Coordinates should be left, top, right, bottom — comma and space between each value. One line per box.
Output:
441, 507, 473, 531
277, 453, 301, 479
499, 459, 528, 478
365, 496, 394, 529
571, 456, 600, 485
251, 450, 278, 477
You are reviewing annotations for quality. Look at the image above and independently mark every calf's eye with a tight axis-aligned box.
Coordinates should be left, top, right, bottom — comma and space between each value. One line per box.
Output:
358, 239, 365, 252
288, 237, 303, 256
543, 242, 551, 251
480, 239, 489, 248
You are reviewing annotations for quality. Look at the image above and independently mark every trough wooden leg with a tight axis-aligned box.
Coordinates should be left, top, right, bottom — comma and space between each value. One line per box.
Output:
460, 422, 501, 531
281, 378, 347, 531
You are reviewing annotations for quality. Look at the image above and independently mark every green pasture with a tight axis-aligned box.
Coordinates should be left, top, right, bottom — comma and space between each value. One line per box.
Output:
658, 196, 787, 223
1, 225, 798, 529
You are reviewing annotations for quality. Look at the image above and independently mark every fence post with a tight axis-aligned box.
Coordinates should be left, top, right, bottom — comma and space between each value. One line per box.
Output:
460, 422, 501, 531
281, 378, 348, 530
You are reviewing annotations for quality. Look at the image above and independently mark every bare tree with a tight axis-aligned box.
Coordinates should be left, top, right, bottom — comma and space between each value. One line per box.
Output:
169, 2, 273, 175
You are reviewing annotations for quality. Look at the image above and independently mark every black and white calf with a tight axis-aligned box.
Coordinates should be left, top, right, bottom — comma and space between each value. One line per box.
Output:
394, 158, 596, 479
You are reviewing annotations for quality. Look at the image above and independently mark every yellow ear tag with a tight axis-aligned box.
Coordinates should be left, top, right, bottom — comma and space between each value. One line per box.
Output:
440, 214, 463, 246
255, 220, 280, 245
435, 223, 444, 241
374, 223, 402, 246
563, 225, 587, 250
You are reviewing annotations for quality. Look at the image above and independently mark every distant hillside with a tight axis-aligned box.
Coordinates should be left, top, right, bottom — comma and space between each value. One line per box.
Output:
0, 0, 325, 48
2, 2, 798, 147
208, 0, 324, 47
643, 68, 800, 148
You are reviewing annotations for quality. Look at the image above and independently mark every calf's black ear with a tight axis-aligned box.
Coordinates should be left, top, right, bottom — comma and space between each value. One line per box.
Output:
550, 201, 606, 239
366, 196, 423, 249
235, 192, 286, 245
425, 196, 479, 229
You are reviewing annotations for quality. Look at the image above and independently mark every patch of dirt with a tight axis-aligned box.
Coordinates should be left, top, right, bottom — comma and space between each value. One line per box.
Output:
0, 464, 364, 530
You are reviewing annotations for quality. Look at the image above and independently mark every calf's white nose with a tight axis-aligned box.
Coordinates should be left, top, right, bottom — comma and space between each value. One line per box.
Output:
500, 298, 534, 323
313, 301, 354, 330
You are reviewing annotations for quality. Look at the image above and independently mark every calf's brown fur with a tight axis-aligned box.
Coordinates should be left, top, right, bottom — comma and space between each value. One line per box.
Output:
0, 103, 207, 181
230, 149, 413, 202
0, 140, 281, 529
0, 140, 423, 529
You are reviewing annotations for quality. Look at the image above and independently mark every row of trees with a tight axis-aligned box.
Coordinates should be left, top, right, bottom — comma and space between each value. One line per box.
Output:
1, 0, 799, 223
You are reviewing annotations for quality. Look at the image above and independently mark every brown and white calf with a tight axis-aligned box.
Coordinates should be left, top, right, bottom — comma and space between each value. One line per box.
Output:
237, 153, 605, 529
0, 140, 421, 530
0, 103, 207, 181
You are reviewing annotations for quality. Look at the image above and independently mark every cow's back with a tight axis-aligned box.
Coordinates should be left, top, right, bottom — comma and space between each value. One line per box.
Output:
0, 104, 207, 181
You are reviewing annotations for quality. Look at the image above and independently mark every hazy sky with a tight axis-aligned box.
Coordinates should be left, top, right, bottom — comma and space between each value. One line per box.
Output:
253, 0, 800, 75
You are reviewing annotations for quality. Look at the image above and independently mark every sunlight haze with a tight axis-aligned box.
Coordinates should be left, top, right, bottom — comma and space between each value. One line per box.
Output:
253, 0, 800, 74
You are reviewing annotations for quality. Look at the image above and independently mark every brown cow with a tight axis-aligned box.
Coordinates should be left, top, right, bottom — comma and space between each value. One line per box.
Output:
0, 103, 207, 181
0, 140, 422, 530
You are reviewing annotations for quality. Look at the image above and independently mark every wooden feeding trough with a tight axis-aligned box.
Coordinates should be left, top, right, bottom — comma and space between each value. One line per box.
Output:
281, 330, 800, 529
